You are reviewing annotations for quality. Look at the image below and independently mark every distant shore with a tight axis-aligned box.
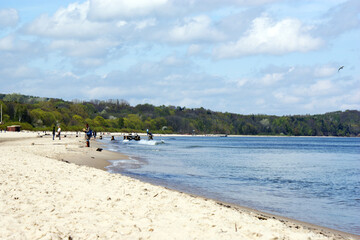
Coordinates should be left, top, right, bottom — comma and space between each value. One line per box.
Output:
0, 131, 358, 239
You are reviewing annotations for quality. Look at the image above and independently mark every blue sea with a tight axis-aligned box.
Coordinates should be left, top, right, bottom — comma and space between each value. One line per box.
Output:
102, 136, 360, 235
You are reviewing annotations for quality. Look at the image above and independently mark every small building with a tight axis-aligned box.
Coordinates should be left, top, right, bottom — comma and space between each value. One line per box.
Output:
7, 125, 21, 132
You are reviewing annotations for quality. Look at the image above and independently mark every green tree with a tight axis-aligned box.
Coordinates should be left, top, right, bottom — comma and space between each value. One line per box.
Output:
118, 117, 124, 128
93, 116, 108, 127
70, 114, 85, 126
14, 105, 28, 122
70, 104, 89, 119
3, 93, 26, 103
124, 114, 143, 130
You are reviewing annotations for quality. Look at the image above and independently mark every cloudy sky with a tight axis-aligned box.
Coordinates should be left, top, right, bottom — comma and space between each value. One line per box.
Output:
0, 0, 359, 115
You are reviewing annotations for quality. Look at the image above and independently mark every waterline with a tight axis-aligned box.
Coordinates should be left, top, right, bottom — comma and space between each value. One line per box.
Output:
103, 136, 360, 235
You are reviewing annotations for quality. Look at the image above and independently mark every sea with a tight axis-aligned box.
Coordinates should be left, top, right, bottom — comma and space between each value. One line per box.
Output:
102, 135, 360, 235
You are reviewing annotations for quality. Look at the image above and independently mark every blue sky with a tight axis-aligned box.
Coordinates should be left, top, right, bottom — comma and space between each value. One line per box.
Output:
0, 0, 359, 115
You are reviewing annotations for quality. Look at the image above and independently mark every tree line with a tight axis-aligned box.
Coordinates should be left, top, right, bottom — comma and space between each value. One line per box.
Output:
0, 93, 359, 136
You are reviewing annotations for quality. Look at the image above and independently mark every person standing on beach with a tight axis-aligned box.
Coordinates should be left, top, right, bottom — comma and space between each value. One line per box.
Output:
57, 126, 61, 140
84, 123, 92, 147
52, 126, 55, 140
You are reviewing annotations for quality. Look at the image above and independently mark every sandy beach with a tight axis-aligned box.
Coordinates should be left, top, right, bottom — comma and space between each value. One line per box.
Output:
0, 132, 358, 240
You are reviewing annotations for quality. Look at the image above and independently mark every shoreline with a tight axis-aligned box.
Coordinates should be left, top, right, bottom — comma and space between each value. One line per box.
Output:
54, 139, 129, 171
98, 133, 360, 238
117, 172, 360, 240
124, 173, 360, 240
1, 132, 358, 239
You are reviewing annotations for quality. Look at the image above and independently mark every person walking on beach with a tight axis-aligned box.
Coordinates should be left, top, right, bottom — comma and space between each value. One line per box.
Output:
57, 126, 61, 140
52, 126, 55, 140
84, 123, 92, 147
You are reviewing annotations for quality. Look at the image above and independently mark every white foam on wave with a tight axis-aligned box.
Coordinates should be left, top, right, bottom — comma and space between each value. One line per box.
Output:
108, 159, 139, 166
106, 157, 143, 173
120, 139, 165, 145
138, 140, 165, 145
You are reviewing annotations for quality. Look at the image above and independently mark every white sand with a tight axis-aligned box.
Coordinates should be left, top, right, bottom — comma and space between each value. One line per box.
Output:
0, 132, 357, 240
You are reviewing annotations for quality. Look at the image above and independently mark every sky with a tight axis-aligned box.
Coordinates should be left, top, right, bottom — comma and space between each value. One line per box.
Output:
0, 0, 359, 116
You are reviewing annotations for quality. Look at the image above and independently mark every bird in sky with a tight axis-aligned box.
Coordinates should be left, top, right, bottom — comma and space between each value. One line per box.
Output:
338, 66, 344, 72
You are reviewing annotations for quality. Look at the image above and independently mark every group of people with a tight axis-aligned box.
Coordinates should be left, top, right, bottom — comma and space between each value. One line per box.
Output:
52, 124, 153, 147
52, 124, 94, 148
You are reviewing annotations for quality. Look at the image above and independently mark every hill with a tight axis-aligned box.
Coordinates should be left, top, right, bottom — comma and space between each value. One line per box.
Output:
1, 93, 359, 136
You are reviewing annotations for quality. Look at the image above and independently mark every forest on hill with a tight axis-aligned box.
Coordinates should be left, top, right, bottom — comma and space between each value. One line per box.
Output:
0, 93, 359, 136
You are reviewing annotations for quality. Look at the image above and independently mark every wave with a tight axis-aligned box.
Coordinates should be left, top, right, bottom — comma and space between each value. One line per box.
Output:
122, 139, 165, 145
138, 139, 165, 145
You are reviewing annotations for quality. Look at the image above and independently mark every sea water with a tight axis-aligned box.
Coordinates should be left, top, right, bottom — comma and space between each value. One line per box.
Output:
103, 136, 360, 235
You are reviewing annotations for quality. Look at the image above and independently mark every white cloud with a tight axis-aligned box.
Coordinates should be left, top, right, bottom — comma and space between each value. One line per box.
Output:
24, 2, 109, 39
22, 1, 165, 72
88, 0, 168, 20
302, 93, 359, 113
201, 87, 232, 95
169, 0, 280, 11
62, 71, 80, 79
187, 44, 203, 55
50, 38, 120, 57
75, 58, 105, 68
0, 65, 40, 80
340, 103, 360, 110
313, 66, 336, 78
167, 15, 225, 43
160, 74, 182, 86
0, 9, 19, 28
261, 72, 284, 85
256, 98, 265, 105
162, 56, 186, 66
235, 78, 249, 87
309, 80, 336, 95
292, 79, 338, 98
273, 91, 300, 104
214, 15, 323, 58
116, 20, 127, 28
85, 86, 127, 99
0, 35, 14, 51
0, 35, 43, 68
241, 67, 295, 87
1, 0, 359, 116
340, 89, 360, 110
348, 90, 360, 103
224, 0, 279, 5
135, 18, 157, 30
316, 0, 360, 37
